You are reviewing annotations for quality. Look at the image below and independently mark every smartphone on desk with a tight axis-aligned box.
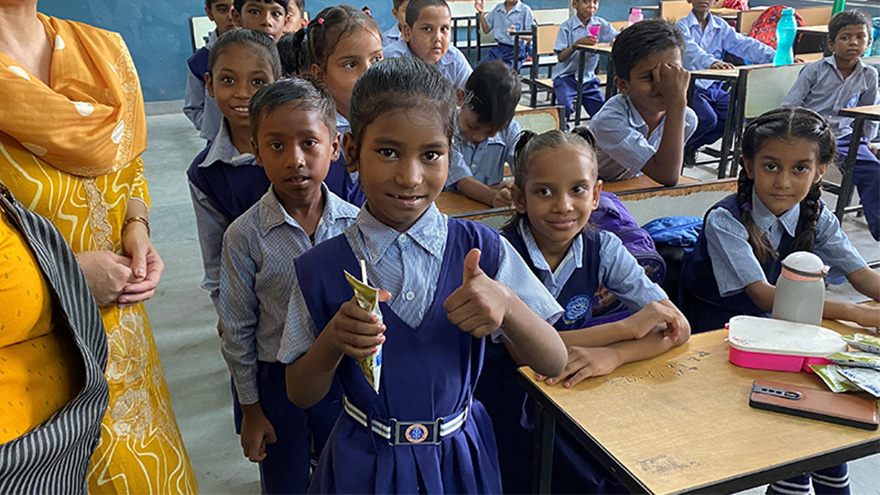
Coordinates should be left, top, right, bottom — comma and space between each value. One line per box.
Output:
749, 380, 879, 431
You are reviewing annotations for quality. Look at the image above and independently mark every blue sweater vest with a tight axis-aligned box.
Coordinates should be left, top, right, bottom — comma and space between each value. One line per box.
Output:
680, 194, 805, 333
186, 144, 271, 221
187, 46, 209, 84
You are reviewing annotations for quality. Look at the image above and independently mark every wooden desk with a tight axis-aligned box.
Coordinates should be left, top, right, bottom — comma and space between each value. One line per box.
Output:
833, 105, 880, 221
519, 323, 880, 494
573, 43, 614, 126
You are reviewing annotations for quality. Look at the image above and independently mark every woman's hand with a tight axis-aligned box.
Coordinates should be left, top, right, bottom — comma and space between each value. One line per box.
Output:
75, 251, 137, 308
119, 221, 165, 307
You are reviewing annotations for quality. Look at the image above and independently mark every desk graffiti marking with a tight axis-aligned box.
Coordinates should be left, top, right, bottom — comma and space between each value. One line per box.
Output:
604, 349, 712, 386
636, 454, 700, 475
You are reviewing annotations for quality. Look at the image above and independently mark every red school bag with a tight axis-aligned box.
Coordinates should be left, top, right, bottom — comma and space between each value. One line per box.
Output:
748, 5, 805, 49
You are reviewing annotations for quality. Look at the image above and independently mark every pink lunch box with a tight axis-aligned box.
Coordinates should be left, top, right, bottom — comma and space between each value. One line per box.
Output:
727, 315, 847, 373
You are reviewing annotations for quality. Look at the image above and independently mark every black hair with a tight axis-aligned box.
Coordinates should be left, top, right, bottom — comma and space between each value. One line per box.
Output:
612, 19, 685, 81
462, 60, 521, 131
234, 0, 290, 14
737, 108, 836, 262
291, 0, 305, 16
828, 9, 873, 45
501, 127, 598, 231
405, 0, 450, 27
277, 31, 309, 77
206, 0, 227, 9
249, 77, 337, 141
208, 29, 282, 79
393, 0, 408, 10
305, 5, 381, 70
348, 57, 456, 162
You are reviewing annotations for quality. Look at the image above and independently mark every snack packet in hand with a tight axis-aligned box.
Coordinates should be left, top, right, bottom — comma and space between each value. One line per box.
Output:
344, 269, 383, 393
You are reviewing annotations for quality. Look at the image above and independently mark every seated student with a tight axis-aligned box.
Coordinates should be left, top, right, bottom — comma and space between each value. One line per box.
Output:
590, 19, 697, 186
279, 57, 567, 494
680, 107, 879, 495
233, 0, 294, 42
447, 60, 522, 207
220, 79, 358, 495
553, 0, 618, 123
475, 0, 534, 69
184, 0, 236, 142
383, 0, 409, 48
479, 127, 690, 493
781, 9, 880, 241
678, 0, 774, 162
384, 0, 473, 90
187, 29, 280, 315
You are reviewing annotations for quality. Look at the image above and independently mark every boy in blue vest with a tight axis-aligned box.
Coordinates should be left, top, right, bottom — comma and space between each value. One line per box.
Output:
553, 0, 618, 123
384, 0, 473, 89
678, 0, 774, 162
475, 0, 534, 69
183, 0, 236, 142
383, 0, 409, 48
781, 9, 880, 241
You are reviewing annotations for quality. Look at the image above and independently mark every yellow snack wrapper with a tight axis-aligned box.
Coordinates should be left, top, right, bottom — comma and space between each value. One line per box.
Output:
344, 270, 383, 394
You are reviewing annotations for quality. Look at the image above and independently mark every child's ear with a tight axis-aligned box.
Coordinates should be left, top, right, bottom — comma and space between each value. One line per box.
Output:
743, 158, 755, 179
311, 63, 324, 81
592, 180, 603, 210
330, 131, 342, 162
231, 8, 242, 27
251, 136, 264, 167
814, 162, 830, 183
402, 23, 412, 42
614, 76, 627, 95
512, 184, 527, 215
455, 88, 465, 105
343, 132, 358, 172
205, 72, 215, 98
204, 6, 214, 21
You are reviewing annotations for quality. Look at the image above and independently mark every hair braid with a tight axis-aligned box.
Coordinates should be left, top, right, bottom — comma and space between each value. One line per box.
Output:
737, 166, 776, 263
791, 182, 822, 252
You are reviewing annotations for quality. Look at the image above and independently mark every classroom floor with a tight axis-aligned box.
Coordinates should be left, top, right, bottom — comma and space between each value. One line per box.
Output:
142, 104, 880, 494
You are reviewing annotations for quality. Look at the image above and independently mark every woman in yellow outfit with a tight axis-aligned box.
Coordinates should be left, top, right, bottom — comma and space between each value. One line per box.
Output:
0, 2, 198, 493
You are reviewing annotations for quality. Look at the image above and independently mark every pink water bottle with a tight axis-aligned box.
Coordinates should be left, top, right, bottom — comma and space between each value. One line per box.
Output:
628, 8, 643, 26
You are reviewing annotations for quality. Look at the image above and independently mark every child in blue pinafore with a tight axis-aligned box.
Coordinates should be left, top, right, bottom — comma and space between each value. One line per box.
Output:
288, 5, 383, 206
476, 127, 691, 493
681, 107, 880, 495
276, 57, 568, 494
219, 79, 358, 494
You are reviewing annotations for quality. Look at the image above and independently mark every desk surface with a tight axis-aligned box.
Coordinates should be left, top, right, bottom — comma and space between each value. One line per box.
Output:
839, 105, 880, 120
519, 321, 880, 494
575, 42, 613, 54
689, 53, 823, 79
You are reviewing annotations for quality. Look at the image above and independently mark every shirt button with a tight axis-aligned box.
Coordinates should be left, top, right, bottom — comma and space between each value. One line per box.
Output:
398, 234, 407, 243
405, 291, 415, 301
471, 164, 478, 171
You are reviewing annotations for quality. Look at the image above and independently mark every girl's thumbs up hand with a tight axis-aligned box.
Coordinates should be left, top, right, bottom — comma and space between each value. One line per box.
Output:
444, 248, 511, 338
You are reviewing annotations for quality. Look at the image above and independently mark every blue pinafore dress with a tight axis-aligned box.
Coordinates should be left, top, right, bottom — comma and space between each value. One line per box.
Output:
476, 227, 622, 493
679, 194, 807, 333
295, 219, 503, 494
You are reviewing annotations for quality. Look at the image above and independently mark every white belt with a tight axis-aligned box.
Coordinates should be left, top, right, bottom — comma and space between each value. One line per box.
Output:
342, 395, 468, 446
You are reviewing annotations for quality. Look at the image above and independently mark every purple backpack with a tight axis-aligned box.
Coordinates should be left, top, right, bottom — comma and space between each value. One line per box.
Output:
587, 191, 666, 324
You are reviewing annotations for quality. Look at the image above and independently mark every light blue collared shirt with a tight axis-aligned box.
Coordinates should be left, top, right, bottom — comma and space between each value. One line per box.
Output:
486, 1, 534, 46
276, 204, 563, 363
188, 119, 259, 310
383, 24, 402, 48
517, 220, 667, 310
781, 56, 880, 140
705, 191, 868, 297
384, 38, 473, 90
553, 15, 618, 82
449, 110, 522, 186
220, 185, 359, 404
678, 11, 775, 89
590, 94, 698, 181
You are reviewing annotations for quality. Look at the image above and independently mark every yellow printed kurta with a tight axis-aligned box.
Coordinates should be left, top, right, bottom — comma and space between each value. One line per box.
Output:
0, 14, 197, 494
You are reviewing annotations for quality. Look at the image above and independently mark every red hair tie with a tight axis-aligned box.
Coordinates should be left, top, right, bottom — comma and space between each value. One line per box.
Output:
316, 17, 324, 25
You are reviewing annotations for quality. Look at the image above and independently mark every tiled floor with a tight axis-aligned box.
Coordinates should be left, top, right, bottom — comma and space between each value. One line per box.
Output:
142, 106, 879, 494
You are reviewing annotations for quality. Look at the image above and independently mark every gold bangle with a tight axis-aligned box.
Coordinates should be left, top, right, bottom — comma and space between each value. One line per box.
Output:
122, 216, 150, 237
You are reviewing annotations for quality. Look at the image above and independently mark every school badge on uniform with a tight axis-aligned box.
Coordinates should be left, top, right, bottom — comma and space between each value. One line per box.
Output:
405, 424, 429, 444
847, 95, 859, 108
563, 294, 592, 325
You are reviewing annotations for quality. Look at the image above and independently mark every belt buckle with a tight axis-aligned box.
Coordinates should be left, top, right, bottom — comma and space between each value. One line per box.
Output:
390, 419, 440, 446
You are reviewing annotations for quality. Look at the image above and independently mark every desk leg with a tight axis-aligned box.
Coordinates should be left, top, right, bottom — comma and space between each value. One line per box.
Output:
717, 79, 738, 179
837, 118, 864, 222
532, 401, 555, 495
575, 50, 585, 127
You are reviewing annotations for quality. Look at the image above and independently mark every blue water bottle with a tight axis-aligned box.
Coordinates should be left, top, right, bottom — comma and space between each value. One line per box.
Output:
773, 8, 796, 66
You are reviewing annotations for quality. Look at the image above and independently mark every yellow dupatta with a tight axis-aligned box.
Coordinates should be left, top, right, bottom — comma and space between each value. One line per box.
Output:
0, 13, 146, 177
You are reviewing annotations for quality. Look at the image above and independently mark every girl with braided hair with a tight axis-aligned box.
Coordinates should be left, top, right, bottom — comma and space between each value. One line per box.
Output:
680, 107, 880, 334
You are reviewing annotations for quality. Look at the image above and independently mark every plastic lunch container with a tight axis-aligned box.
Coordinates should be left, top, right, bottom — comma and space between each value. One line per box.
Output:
727, 315, 847, 373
